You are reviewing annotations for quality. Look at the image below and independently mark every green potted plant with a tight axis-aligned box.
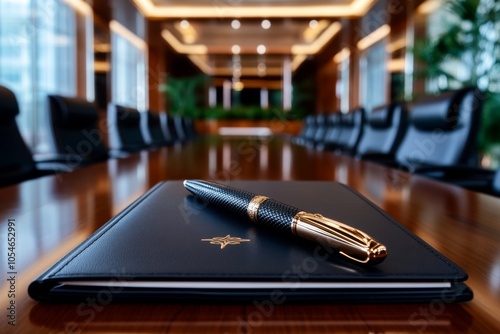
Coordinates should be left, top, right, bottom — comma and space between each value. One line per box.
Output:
413, 0, 500, 157
159, 74, 208, 118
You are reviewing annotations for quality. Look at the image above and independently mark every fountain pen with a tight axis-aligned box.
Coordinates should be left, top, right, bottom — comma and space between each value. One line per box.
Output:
184, 180, 387, 265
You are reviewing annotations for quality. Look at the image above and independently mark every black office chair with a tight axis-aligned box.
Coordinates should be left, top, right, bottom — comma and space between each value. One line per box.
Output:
493, 170, 500, 195
371, 87, 483, 173
160, 113, 179, 144
107, 104, 148, 153
143, 111, 168, 147
423, 165, 500, 197
297, 115, 314, 138
183, 117, 198, 139
312, 114, 330, 144
335, 107, 365, 155
0, 86, 71, 187
172, 116, 197, 141
46, 95, 108, 166
317, 113, 343, 150
173, 116, 188, 142
402, 87, 482, 170
356, 102, 407, 159
291, 114, 315, 145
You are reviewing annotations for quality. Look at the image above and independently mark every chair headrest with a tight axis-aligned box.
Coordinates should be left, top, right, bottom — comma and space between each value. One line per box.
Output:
48, 95, 98, 128
341, 107, 364, 127
369, 104, 393, 128
352, 107, 365, 124
316, 114, 328, 124
410, 87, 477, 131
147, 112, 161, 126
305, 115, 315, 124
0, 85, 20, 122
342, 113, 354, 126
115, 105, 141, 127
328, 113, 342, 124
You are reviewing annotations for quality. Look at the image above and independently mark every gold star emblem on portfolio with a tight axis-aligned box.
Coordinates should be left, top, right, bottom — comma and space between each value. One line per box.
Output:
202, 235, 250, 249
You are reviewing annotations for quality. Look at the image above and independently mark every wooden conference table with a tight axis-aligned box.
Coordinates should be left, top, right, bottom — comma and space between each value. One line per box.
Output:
1, 135, 499, 333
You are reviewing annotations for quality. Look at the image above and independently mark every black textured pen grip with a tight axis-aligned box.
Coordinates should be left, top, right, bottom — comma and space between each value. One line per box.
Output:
184, 180, 300, 233
256, 199, 299, 234
185, 180, 255, 217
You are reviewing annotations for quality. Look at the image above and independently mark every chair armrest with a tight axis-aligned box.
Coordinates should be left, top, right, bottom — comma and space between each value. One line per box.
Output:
108, 149, 133, 159
414, 165, 494, 179
414, 165, 495, 190
357, 152, 394, 161
35, 161, 75, 173
33, 153, 69, 163
34, 152, 109, 168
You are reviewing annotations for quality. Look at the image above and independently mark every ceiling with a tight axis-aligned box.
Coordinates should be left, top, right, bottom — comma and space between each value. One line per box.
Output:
160, 18, 342, 77
125, 0, 377, 79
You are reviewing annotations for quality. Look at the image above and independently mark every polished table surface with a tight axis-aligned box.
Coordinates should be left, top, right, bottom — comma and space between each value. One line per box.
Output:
1, 135, 500, 333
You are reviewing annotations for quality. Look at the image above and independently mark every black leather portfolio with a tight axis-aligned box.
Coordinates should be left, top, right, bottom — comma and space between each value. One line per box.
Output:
29, 181, 472, 303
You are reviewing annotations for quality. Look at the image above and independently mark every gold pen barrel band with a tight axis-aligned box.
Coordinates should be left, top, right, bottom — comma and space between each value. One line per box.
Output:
247, 195, 269, 223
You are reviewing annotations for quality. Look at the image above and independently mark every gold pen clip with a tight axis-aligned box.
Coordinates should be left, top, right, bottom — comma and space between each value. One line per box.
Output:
291, 212, 387, 265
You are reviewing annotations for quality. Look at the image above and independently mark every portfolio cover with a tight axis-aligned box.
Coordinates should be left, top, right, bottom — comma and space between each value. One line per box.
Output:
29, 181, 472, 303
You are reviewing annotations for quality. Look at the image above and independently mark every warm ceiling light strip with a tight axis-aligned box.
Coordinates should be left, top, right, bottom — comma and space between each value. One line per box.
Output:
188, 61, 299, 77
291, 22, 342, 55
174, 22, 198, 44
110, 20, 146, 50
387, 58, 405, 72
417, 0, 441, 14
94, 61, 110, 73
350, 0, 376, 14
161, 29, 207, 54
187, 55, 213, 75
63, 0, 92, 15
333, 48, 351, 64
132, 0, 156, 15
214, 67, 283, 76
94, 43, 111, 53
387, 37, 406, 53
357, 24, 390, 51
132, 0, 375, 18
303, 20, 330, 43
291, 55, 307, 72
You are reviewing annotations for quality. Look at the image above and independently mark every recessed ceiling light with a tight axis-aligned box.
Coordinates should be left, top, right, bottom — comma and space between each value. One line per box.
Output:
231, 19, 241, 29
233, 81, 244, 91
231, 45, 241, 54
309, 20, 318, 29
180, 20, 190, 29
258, 63, 266, 77
261, 19, 271, 29
257, 45, 266, 54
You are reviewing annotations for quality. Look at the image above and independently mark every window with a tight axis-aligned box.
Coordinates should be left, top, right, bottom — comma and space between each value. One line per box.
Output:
0, 0, 93, 152
110, 21, 148, 111
335, 51, 350, 113
360, 40, 388, 112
